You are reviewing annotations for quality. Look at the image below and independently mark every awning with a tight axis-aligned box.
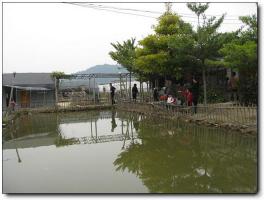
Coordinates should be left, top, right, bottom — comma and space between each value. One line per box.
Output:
3, 85, 51, 91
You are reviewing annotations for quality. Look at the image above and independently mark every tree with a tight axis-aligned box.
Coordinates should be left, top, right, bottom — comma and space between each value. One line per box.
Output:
135, 10, 194, 82
219, 15, 257, 104
109, 38, 137, 101
187, 3, 225, 105
109, 38, 137, 73
51, 71, 65, 105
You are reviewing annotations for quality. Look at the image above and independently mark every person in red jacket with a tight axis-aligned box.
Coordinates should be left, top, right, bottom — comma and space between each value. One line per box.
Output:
186, 89, 193, 106
181, 88, 192, 106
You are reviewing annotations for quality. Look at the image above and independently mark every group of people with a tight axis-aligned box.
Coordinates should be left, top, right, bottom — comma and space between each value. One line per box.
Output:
109, 72, 238, 110
109, 77, 199, 112
109, 83, 139, 105
154, 77, 200, 113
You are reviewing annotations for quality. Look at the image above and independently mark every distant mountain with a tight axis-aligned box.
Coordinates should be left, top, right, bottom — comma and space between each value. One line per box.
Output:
76, 64, 132, 84
77, 64, 128, 74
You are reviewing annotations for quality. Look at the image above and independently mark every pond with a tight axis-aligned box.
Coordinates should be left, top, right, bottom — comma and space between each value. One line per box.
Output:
2, 110, 257, 193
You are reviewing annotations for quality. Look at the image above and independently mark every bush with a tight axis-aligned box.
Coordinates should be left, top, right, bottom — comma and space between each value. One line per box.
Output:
199, 87, 228, 103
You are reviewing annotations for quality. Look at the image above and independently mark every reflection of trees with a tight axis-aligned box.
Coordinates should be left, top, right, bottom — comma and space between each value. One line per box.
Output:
114, 118, 257, 193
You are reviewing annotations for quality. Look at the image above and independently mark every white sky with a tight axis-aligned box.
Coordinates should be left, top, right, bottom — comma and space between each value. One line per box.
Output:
2, 1, 257, 74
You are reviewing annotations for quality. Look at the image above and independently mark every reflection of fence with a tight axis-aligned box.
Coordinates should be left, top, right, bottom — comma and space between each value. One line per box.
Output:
119, 102, 257, 126
57, 133, 138, 146
149, 118, 257, 159
15, 100, 55, 109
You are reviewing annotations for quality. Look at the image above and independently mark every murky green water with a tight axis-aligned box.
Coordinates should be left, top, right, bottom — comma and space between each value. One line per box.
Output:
3, 110, 257, 193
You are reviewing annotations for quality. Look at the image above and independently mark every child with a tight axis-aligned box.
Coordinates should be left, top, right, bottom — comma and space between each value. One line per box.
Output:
10, 98, 16, 111
167, 95, 176, 104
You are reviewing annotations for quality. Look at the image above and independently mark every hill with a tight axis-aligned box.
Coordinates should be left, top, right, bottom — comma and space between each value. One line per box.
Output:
76, 64, 132, 84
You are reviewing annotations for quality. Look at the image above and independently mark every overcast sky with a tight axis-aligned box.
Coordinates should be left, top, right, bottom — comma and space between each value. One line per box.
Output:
3, 2, 257, 74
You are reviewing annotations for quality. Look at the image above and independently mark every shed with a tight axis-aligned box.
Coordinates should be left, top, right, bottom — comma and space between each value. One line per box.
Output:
2, 73, 55, 109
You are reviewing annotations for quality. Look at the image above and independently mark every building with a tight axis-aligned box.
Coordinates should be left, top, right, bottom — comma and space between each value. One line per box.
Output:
3, 73, 55, 110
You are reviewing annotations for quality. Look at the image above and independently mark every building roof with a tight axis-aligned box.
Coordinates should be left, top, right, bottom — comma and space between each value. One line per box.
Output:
59, 79, 99, 90
3, 73, 55, 89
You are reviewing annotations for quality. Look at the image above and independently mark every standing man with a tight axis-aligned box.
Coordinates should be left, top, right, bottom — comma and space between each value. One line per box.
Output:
190, 76, 199, 114
153, 88, 159, 101
228, 71, 239, 102
132, 84, 139, 102
109, 83, 116, 105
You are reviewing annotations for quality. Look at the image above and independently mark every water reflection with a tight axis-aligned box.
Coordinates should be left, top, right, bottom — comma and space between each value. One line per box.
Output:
3, 110, 139, 149
9, 123, 22, 163
113, 117, 257, 193
3, 110, 257, 193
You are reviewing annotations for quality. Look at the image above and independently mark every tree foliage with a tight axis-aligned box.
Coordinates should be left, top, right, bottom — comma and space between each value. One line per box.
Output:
187, 2, 225, 104
51, 71, 66, 79
219, 14, 257, 104
109, 38, 137, 72
108, 4, 257, 104
187, 3, 209, 17
135, 12, 194, 79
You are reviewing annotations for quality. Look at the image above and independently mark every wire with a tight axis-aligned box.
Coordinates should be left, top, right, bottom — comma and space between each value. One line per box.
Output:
76, 3, 244, 20
87, 3, 162, 15
69, 3, 157, 19
68, 3, 244, 25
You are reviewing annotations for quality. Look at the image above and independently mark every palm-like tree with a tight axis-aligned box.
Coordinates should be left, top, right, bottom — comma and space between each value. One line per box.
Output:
109, 38, 137, 101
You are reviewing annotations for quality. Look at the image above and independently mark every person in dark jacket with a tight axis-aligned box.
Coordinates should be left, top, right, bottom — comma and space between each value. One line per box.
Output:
132, 84, 139, 102
190, 76, 199, 113
153, 88, 159, 101
109, 83, 116, 105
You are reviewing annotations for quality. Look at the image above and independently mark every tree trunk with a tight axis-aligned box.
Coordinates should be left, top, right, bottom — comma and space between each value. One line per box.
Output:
202, 66, 207, 105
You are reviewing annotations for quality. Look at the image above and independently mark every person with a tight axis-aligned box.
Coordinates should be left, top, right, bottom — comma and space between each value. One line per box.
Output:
190, 76, 199, 113
109, 83, 116, 105
153, 88, 159, 101
167, 95, 176, 104
132, 115, 139, 131
176, 97, 181, 106
111, 110, 117, 132
181, 87, 189, 106
228, 71, 239, 102
186, 89, 193, 106
10, 98, 16, 111
160, 95, 168, 101
132, 84, 138, 102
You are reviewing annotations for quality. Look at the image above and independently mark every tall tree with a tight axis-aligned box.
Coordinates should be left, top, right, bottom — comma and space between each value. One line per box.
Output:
135, 9, 194, 81
109, 38, 137, 72
109, 38, 137, 100
187, 3, 225, 105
